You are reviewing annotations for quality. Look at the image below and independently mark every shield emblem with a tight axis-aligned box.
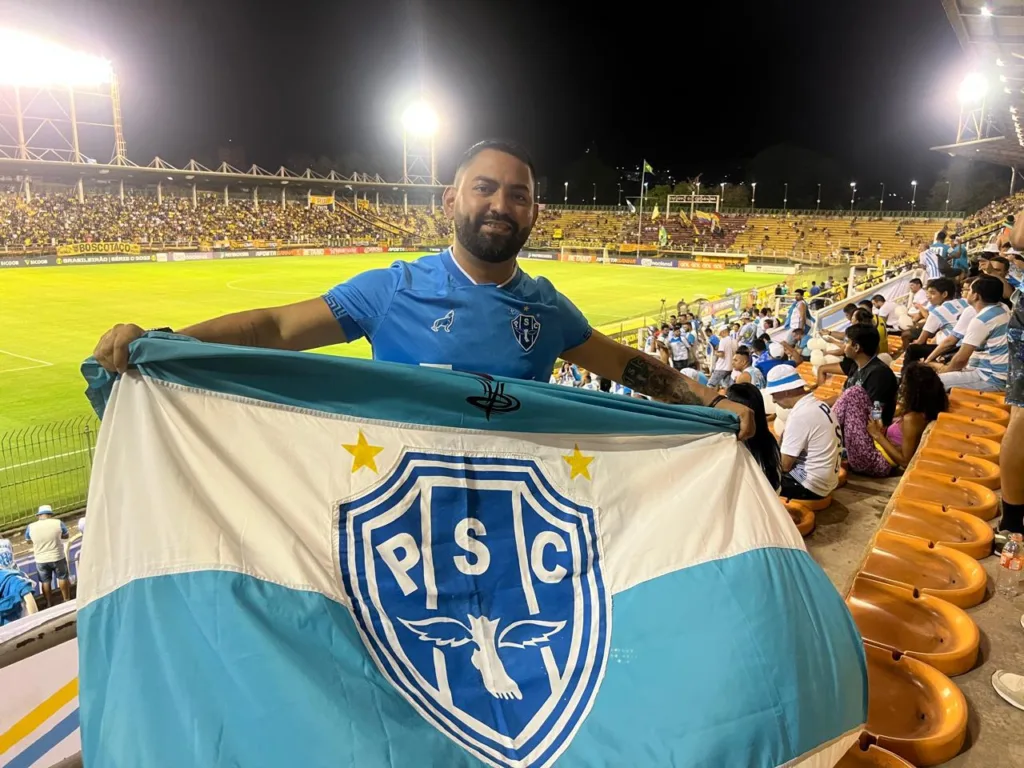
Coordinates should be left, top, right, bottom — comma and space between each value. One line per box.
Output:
511, 314, 541, 352
339, 452, 609, 767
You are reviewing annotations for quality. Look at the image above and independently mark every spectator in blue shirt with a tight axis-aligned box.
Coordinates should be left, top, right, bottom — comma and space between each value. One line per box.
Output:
93, 140, 753, 437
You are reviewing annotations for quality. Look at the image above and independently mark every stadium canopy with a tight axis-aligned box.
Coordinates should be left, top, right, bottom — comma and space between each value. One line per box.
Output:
936, 0, 1024, 167
0, 156, 443, 193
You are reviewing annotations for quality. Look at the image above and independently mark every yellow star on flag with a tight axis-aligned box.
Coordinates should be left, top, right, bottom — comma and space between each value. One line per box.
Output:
562, 444, 594, 481
342, 430, 384, 474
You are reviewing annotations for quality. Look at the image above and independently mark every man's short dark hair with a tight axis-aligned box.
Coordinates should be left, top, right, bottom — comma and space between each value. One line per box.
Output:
455, 140, 536, 183
846, 322, 881, 357
794, 288, 805, 296
735, 346, 752, 360
871, 294, 885, 303
857, 299, 872, 309
910, 278, 922, 286
843, 303, 857, 316
988, 255, 1011, 271
926, 277, 956, 298
935, 230, 947, 242
971, 274, 1004, 304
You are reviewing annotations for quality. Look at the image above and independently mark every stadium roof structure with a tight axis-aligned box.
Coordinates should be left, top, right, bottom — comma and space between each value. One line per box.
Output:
936, 0, 1024, 167
0, 156, 445, 193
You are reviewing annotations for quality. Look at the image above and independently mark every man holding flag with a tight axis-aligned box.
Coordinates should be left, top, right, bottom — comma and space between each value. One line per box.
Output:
94, 140, 753, 437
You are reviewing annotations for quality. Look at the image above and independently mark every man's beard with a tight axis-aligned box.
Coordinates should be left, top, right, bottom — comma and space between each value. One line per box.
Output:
454, 212, 530, 264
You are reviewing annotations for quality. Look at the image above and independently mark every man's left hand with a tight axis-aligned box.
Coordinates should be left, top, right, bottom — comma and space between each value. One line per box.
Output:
713, 399, 755, 440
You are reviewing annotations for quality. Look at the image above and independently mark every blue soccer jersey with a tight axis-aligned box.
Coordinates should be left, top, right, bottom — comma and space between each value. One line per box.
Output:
322, 250, 593, 381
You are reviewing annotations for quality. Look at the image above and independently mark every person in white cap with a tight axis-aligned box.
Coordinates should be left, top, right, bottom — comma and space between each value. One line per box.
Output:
764, 366, 841, 501
754, 340, 798, 380
24, 504, 71, 605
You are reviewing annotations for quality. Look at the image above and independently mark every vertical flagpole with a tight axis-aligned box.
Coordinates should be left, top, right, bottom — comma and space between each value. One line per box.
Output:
636, 161, 646, 254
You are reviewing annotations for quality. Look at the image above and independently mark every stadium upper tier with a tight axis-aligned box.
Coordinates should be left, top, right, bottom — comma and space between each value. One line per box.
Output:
0, 184, 976, 260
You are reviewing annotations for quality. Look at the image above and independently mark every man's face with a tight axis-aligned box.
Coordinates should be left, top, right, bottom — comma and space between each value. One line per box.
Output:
925, 287, 945, 306
910, 281, 922, 293
843, 333, 858, 359
732, 353, 747, 371
872, 298, 884, 308
987, 261, 1008, 279
444, 148, 536, 263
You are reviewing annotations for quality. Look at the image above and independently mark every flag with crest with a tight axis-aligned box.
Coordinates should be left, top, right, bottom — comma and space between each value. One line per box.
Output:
78, 335, 866, 768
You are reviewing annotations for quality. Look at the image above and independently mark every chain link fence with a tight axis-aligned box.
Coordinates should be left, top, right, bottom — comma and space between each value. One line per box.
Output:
0, 416, 99, 531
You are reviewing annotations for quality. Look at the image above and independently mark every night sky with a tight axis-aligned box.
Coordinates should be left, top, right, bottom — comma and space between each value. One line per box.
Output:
4, 0, 970, 207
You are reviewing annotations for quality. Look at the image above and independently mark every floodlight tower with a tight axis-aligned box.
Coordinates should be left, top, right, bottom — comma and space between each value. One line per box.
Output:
955, 73, 990, 143
0, 29, 127, 165
401, 100, 439, 186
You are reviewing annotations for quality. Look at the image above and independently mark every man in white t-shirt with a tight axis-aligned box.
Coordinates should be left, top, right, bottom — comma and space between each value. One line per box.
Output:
664, 326, 691, 371
908, 278, 928, 317
871, 294, 900, 333
709, 325, 738, 389
25, 504, 71, 604
764, 366, 841, 501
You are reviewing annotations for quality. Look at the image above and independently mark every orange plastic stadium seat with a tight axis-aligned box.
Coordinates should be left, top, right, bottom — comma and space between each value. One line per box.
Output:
860, 530, 988, 609
783, 499, 815, 536
947, 400, 1010, 427
884, 498, 994, 560
919, 431, 1000, 465
863, 643, 968, 766
781, 493, 832, 513
897, 471, 999, 521
948, 388, 1008, 411
837, 742, 915, 768
914, 449, 1000, 490
847, 576, 980, 677
933, 412, 1006, 442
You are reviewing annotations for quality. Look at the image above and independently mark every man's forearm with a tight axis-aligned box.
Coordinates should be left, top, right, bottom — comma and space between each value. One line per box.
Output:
620, 355, 706, 406
180, 309, 281, 348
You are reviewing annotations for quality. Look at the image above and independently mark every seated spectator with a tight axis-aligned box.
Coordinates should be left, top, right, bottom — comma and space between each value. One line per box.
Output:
871, 294, 901, 333
727, 382, 782, 492
934, 275, 1010, 392
764, 366, 842, 501
818, 324, 898, 424
731, 346, 766, 388
922, 276, 978, 364
904, 277, 962, 364
755, 341, 798, 379
0, 538, 36, 626
864, 363, 948, 470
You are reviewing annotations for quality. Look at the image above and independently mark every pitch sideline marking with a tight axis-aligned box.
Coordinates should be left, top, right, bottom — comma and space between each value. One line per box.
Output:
0, 348, 53, 375
225, 277, 321, 297
0, 448, 91, 473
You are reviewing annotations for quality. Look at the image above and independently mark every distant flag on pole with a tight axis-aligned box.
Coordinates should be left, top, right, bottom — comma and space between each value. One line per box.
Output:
626, 199, 636, 214
77, 336, 867, 768
643, 160, 654, 174
651, 204, 660, 221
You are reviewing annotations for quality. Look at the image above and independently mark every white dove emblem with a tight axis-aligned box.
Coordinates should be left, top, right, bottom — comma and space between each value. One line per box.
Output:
400, 614, 566, 700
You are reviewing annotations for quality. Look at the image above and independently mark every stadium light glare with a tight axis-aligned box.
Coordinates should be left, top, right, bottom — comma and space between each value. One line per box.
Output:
957, 73, 988, 104
401, 100, 439, 137
980, 5, 993, 18
0, 29, 112, 87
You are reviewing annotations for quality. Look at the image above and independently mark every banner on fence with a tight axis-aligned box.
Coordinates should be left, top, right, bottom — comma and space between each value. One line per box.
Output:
308, 193, 336, 206
605, 256, 638, 265
56, 242, 140, 256
700, 294, 743, 318
617, 243, 658, 253
519, 251, 559, 261
676, 261, 725, 270
744, 264, 800, 275
693, 252, 748, 264
639, 258, 677, 268
559, 252, 597, 263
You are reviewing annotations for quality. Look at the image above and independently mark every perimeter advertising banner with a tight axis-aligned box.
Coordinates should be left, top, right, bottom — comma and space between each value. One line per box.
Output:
55, 242, 141, 256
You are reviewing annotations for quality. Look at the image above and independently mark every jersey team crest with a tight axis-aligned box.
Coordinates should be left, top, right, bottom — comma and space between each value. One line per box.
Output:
511, 313, 541, 352
339, 451, 610, 767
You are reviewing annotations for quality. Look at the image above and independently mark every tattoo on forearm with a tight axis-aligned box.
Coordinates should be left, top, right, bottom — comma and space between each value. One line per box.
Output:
621, 355, 703, 406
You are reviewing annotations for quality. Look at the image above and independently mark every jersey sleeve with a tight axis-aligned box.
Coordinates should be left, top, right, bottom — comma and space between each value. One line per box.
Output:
322, 264, 402, 342
961, 316, 990, 348
555, 292, 593, 351
922, 311, 943, 335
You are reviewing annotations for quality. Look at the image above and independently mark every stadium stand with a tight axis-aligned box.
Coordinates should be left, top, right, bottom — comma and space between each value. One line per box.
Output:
527, 208, 630, 247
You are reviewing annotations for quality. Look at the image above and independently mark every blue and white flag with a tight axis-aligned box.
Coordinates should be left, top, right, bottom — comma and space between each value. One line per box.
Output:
79, 335, 866, 768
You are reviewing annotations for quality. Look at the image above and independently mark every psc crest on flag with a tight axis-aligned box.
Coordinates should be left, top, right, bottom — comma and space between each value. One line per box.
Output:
78, 336, 867, 768
341, 451, 608, 766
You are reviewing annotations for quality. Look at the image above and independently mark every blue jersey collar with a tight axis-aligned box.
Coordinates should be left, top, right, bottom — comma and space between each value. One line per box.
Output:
441, 248, 523, 291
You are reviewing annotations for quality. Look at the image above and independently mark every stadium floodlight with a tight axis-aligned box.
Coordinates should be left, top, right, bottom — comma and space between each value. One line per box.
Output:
401, 100, 439, 137
980, 5, 993, 18
998, 58, 1006, 67
0, 29, 112, 87
957, 73, 988, 105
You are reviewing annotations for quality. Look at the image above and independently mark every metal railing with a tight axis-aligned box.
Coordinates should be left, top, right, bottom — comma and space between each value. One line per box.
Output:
0, 416, 99, 531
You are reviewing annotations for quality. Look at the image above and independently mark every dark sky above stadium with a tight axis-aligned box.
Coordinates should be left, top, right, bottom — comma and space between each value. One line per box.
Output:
6, 0, 966, 207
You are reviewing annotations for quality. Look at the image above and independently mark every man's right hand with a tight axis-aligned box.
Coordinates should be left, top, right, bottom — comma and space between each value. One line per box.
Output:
93, 323, 146, 373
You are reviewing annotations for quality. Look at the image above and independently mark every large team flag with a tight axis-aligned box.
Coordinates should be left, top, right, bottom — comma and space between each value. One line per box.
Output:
78, 334, 866, 767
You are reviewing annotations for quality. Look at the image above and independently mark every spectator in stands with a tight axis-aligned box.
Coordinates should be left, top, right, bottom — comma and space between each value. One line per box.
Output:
933, 275, 1010, 392
904, 277, 962, 364
809, 281, 822, 297
818, 324, 898, 424
727, 383, 781, 492
982, 255, 1016, 305
948, 236, 969, 273
998, 217, 1024, 547
861, 363, 948, 471
786, 289, 810, 346
919, 230, 948, 280
764, 366, 841, 501
25, 504, 71, 605
730, 346, 766, 388
755, 341, 797, 379
921, 277, 979, 365
665, 326, 691, 371
0, 538, 36, 626
710, 324, 738, 389
871, 294, 901, 334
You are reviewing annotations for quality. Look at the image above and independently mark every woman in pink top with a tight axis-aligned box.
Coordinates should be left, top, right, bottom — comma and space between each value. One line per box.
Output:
867, 363, 948, 469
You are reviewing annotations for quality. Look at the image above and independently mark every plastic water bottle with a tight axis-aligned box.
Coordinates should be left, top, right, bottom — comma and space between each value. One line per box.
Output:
870, 401, 884, 422
998, 533, 1024, 598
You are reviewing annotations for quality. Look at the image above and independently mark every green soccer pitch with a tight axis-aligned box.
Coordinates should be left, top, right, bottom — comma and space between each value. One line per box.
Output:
0, 253, 772, 430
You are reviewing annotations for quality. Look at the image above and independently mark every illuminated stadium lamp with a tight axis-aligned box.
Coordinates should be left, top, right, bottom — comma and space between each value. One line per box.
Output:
998, 58, 1005, 67
0, 29, 112, 87
401, 101, 439, 137
980, 5, 993, 17
957, 73, 988, 104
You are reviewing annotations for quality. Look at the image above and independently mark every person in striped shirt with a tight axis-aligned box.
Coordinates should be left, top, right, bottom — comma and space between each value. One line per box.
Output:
933, 275, 1010, 392
918, 231, 949, 280
904, 278, 963, 365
